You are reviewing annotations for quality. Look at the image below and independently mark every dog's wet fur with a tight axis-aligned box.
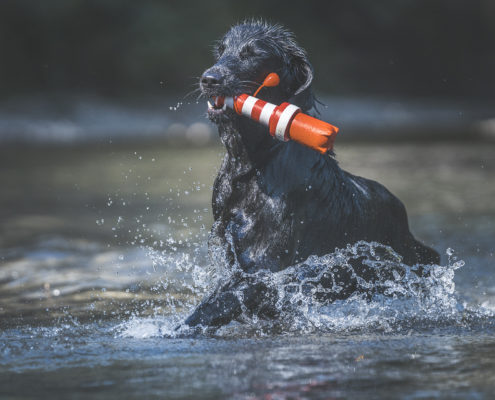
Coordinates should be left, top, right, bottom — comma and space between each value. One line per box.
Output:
183, 20, 440, 329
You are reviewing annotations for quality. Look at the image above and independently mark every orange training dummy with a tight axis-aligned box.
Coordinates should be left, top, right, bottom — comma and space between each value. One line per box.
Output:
213, 72, 339, 154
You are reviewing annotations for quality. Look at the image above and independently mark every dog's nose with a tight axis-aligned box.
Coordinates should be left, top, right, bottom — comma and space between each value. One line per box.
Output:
201, 71, 223, 88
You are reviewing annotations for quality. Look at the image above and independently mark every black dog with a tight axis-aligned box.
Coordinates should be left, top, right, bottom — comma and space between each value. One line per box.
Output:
183, 20, 439, 328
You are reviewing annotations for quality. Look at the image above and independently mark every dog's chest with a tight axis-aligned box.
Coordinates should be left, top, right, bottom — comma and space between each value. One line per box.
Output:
212, 168, 297, 272
216, 170, 289, 230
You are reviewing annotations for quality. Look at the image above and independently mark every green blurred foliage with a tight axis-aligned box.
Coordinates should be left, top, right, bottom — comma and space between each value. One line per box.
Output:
0, 0, 493, 99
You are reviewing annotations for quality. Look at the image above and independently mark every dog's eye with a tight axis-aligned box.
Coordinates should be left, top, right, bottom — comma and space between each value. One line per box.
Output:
239, 45, 255, 59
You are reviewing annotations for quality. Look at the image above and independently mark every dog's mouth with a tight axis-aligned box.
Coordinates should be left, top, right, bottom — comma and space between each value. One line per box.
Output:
207, 96, 226, 115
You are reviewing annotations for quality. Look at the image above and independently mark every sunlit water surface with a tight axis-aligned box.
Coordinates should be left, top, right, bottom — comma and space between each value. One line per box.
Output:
1, 142, 494, 399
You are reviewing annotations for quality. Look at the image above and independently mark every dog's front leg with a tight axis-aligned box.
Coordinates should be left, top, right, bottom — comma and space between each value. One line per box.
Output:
183, 275, 243, 328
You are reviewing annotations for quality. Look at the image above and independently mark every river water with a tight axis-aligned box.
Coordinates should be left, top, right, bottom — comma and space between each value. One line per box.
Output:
1, 142, 494, 399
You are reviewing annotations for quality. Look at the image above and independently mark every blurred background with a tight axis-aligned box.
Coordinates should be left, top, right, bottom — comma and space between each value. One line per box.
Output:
1, 0, 494, 324
0, 0, 494, 143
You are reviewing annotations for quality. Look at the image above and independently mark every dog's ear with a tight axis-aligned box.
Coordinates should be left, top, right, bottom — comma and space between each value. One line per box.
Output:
287, 51, 317, 113
292, 55, 313, 96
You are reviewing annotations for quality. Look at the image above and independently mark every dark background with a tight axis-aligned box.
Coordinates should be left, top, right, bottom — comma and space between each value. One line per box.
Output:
1, 0, 494, 101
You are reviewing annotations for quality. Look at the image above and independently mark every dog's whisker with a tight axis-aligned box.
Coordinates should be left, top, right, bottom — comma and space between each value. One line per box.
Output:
183, 88, 202, 100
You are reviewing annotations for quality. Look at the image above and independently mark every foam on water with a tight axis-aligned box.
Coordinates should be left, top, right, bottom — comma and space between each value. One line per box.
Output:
116, 241, 494, 338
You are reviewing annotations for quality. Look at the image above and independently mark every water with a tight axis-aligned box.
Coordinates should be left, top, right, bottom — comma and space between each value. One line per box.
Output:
1, 142, 495, 399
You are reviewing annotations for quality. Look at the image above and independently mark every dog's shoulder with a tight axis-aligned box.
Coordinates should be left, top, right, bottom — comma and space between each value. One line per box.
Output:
339, 169, 411, 230
261, 141, 340, 198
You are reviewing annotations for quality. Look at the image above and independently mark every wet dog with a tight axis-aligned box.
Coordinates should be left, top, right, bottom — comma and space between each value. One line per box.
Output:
183, 20, 439, 328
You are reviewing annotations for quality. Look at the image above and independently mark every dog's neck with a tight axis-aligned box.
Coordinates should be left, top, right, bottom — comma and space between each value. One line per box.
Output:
217, 116, 277, 171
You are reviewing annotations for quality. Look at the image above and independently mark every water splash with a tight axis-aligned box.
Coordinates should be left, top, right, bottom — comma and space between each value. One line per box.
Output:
96, 156, 492, 338
117, 241, 494, 338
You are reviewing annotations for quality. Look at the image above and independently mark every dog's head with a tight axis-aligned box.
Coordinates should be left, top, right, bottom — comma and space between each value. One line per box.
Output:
201, 20, 316, 123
